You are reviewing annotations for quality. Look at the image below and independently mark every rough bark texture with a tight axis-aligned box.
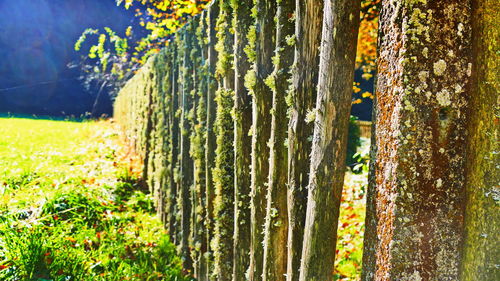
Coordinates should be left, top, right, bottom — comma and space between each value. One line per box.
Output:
153, 50, 171, 226
298, 0, 360, 280
212, 88, 235, 281
360, 94, 378, 281
362, 0, 473, 280
262, 0, 294, 280
204, 2, 219, 279
141, 80, 154, 185
231, 0, 253, 280
212, 1, 235, 280
249, 1, 276, 280
145, 69, 159, 197
174, 33, 185, 246
180, 25, 195, 272
151, 49, 172, 227
191, 14, 208, 280
286, 1, 323, 280
168, 44, 180, 244
461, 0, 500, 279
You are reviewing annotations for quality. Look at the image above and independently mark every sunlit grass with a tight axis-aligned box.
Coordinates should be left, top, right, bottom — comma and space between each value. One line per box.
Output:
334, 171, 367, 280
0, 117, 368, 280
334, 138, 369, 281
0, 118, 94, 177
0, 118, 188, 281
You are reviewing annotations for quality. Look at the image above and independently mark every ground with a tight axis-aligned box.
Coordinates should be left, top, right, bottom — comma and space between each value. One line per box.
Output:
0, 117, 367, 280
334, 138, 369, 281
0, 118, 189, 281
335, 169, 367, 280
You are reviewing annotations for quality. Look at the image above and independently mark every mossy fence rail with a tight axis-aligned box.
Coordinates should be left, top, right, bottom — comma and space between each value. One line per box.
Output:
114, 0, 498, 280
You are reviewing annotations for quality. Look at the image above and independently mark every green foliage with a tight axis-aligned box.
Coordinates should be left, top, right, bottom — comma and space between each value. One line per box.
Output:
334, 171, 367, 280
74, 1, 210, 98
1, 171, 37, 191
42, 191, 112, 228
0, 118, 189, 281
0, 223, 88, 281
346, 116, 362, 167
74, 28, 99, 52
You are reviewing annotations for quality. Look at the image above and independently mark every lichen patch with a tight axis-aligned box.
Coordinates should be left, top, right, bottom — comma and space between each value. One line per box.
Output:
436, 178, 443, 188
436, 90, 451, 107
433, 59, 447, 76
418, 71, 429, 82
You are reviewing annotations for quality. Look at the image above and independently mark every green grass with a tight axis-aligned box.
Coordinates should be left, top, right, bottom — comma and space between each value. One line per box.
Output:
334, 137, 370, 281
334, 171, 367, 280
0, 118, 190, 281
0, 117, 368, 280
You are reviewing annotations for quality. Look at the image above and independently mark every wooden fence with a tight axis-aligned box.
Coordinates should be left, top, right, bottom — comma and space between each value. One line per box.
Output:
114, 0, 498, 280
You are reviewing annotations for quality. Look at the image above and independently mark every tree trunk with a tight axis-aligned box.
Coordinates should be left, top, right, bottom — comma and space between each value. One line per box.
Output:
286, 1, 323, 280
262, 0, 294, 280
142, 72, 154, 186
249, 1, 276, 280
361, 0, 473, 279
145, 66, 159, 196
204, 2, 219, 279
212, 1, 235, 280
191, 14, 207, 280
461, 0, 499, 279
298, 0, 360, 280
166, 48, 174, 237
231, 0, 253, 280
151, 50, 171, 225
212, 88, 235, 281
167, 43, 180, 246
360, 95, 378, 281
179, 26, 195, 272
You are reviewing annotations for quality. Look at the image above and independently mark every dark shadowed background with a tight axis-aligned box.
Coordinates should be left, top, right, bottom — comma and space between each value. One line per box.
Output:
0, 0, 373, 120
0, 0, 133, 117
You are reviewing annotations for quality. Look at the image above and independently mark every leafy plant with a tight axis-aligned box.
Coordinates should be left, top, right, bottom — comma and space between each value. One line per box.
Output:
73, 0, 210, 98
1, 171, 38, 191
0, 118, 191, 281
0, 223, 88, 281
42, 191, 112, 227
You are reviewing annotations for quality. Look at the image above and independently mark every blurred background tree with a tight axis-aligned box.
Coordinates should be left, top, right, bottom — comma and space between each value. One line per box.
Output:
75, 0, 379, 108
0, 0, 134, 117
74, 0, 211, 99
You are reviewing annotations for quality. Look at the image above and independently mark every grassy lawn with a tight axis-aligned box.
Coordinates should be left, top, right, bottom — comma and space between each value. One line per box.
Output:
0, 117, 368, 280
0, 118, 189, 281
334, 171, 367, 280
334, 138, 369, 281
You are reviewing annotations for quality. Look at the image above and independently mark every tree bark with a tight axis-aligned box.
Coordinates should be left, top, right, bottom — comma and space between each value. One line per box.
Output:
298, 0, 360, 280
212, 1, 235, 280
361, 0, 473, 279
262, 0, 294, 280
145, 65, 159, 197
179, 25, 195, 272
167, 43, 180, 246
249, 1, 276, 280
212, 88, 235, 281
461, 0, 500, 279
231, 0, 253, 280
286, 1, 323, 280
151, 50, 171, 226
141, 70, 154, 186
204, 2, 219, 279
191, 14, 207, 280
